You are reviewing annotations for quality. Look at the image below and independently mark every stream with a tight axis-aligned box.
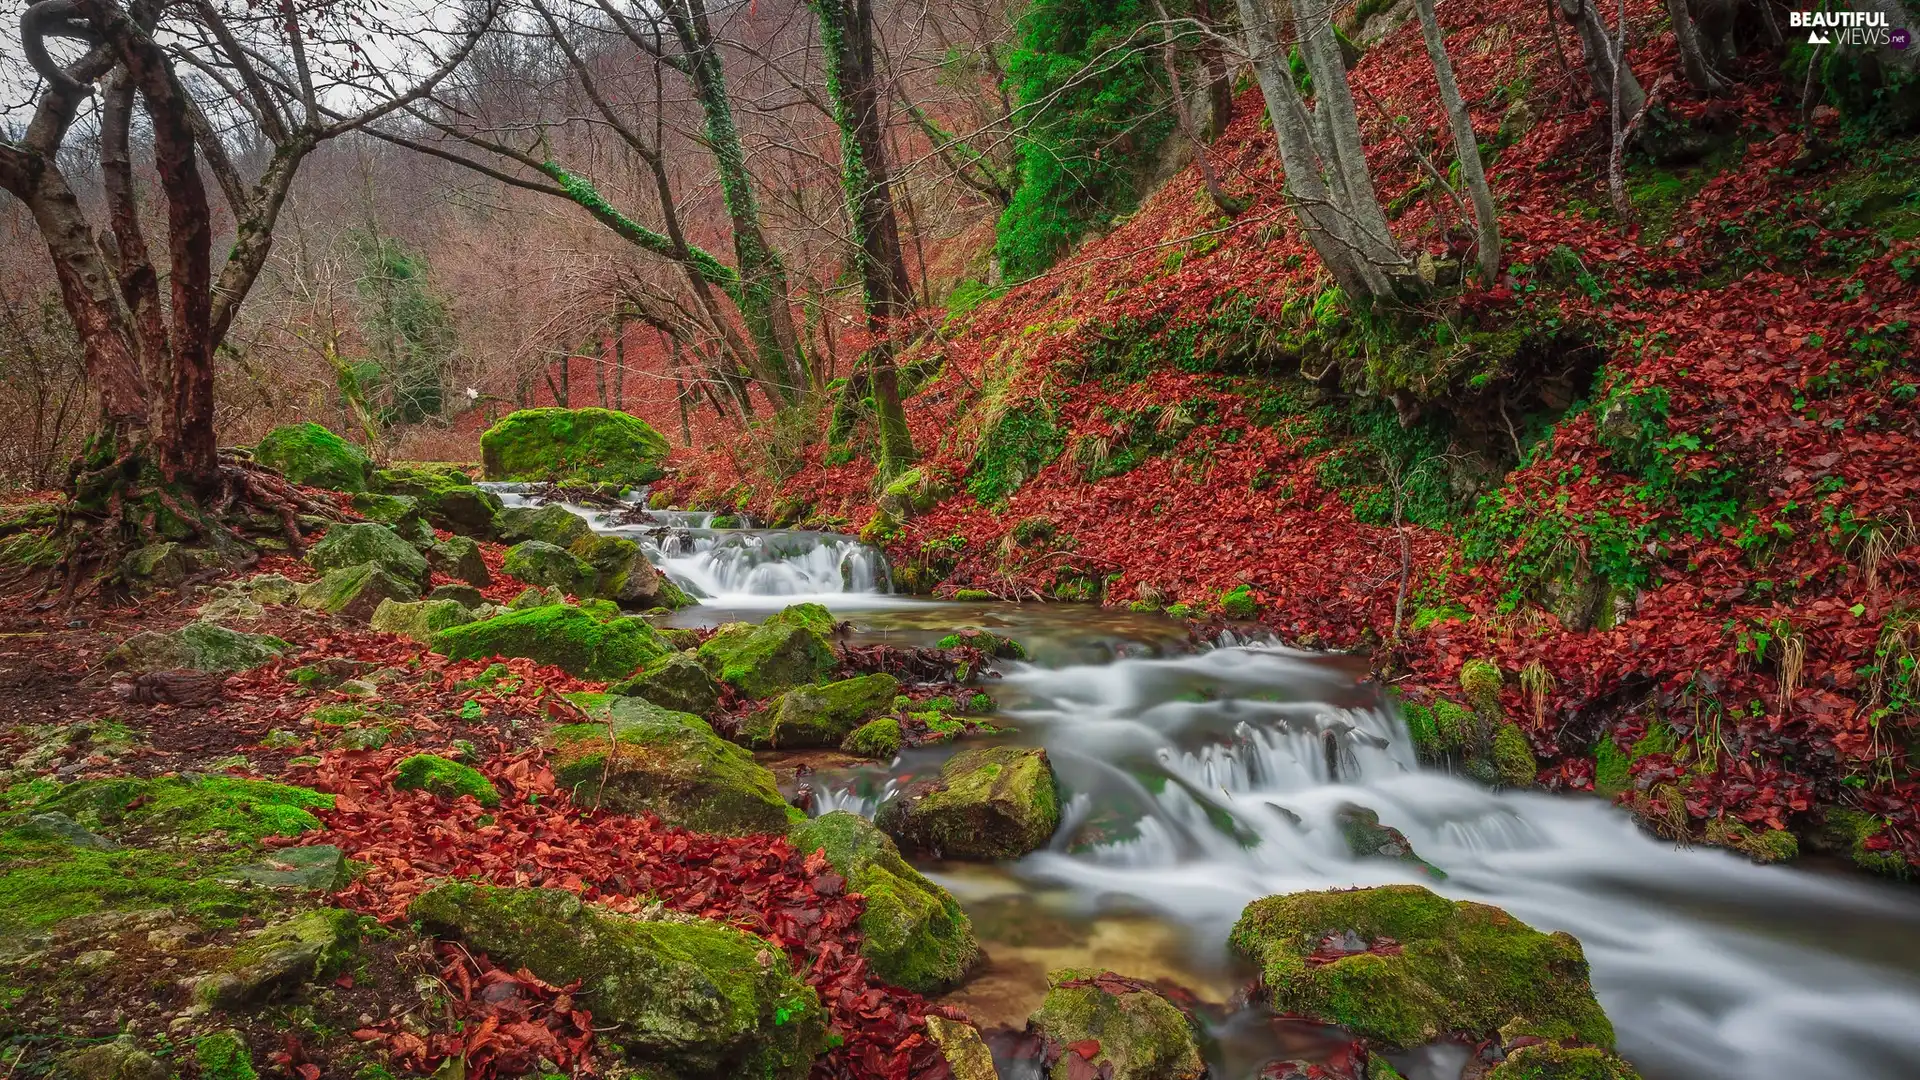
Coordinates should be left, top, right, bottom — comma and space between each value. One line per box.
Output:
491, 485, 1920, 1080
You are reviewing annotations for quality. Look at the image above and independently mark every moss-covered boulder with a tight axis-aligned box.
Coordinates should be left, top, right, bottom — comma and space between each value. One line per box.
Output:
480, 408, 670, 486
110, 620, 291, 673
935, 628, 1029, 660
552, 694, 795, 835
347, 491, 424, 534
428, 535, 491, 585
1486, 1041, 1642, 1079
1027, 969, 1206, 1080
573, 533, 693, 609
370, 598, 475, 642
503, 540, 598, 596
875, 467, 952, 520
298, 563, 421, 621
394, 754, 500, 806
697, 605, 838, 699
375, 466, 502, 537
1227, 885, 1615, 1051
841, 716, 902, 759
922, 1016, 998, 1080
739, 673, 899, 749
306, 522, 429, 586
32, 776, 332, 845
788, 812, 979, 992
876, 745, 1060, 860
256, 422, 371, 492
430, 603, 669, 680
53, 1037, 170, 1080
193, 1032, 258, 1080
410, 884, 827, 1077
494, 502, 592, 548
1493, 723, 1539, 788
193, 907, 363, 1009
610, 651, 722, 716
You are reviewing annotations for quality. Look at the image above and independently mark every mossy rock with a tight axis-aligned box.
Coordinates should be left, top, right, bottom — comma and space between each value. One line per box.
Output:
410, 884, 827, 1077
298, 563, 422, 621
193, 907, 363, 1009
1486, 1040, 1642, 1079
876, 467, 951, 520
32, 776, 333, 845
375, 467, 502, 537
0, 830, 252, 937
573, 533, 693, 610
1493, 723, 1539, 788
1818, 808, 1910, 878
552, 694, 796, 835
876, 745, 1060, 860
1228, 885, 1615, 1051
1460, 659, 1503, 714
788, 812, 978, 992
394, 754, 500, 807
53, 1037, 170, 1080
1028, 968, 1206, 1080
110, 620, 291, 673
431, 603, 670, 680
610, 651, 721, 716
696, 605, 838, 699
193, 1032, 259, 1080
480, 408, 671, 486
428, 535, 491, 585
503, 540, 599, 596
347, 491, 424, 534
509, 585, 567, 609
739, 673, 899, 749
923, 1016, 998, 1080
120, 541, 218, 593
494, 502, 592, 548
1219, 583, 1259, 619
241, 572, 302, 606
841, 716, 902, 759
306, 522, 430, 586
1335, 804, 1444, 879
256, 422, 371, 492
370, 598, 475, 643
935, 628, 1028, 660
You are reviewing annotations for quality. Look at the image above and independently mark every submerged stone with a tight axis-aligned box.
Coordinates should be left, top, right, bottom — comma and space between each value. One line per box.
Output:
110, 620, 291, 673
697, 604, 839, 699
1335, 805, 1444, 879
256, 422, 371, 492
480, 407, 671, 487
789, 812, 979, 992
305, 522, 429, 586
876, 745, 1060, 860
430, 603, 669, 680
1028, 968, 1206, 1080
738, 673, 899, 749
1227, 884, 1615, 1051
610, 651, 722, 716
409, 884, 827, 1077
553, 694, 795, 835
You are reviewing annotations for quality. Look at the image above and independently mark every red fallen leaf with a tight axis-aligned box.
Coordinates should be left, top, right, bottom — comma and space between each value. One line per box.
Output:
334, 973, 354, 988
296, 1066, 319, 1080
1068, 1038, 1102, 1059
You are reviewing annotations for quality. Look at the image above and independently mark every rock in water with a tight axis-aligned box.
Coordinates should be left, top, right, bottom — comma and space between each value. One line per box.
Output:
255, 422, 371, 491
1228, 885, 1621, 1055
696, 604, 838, 699
876, 745, 1060, 860
480, 407, 670, 487
1334, 804, 1445, 879
788, 812, 979, 992
305, 522, 429, 587
552, 694, 796, 835
430, 603, 670, 680
610, 651, 722, 716
374, 466, 503, 537
738, 673, 899, 749
409, 884, 827, 1078
1028, 969, 1206, 1080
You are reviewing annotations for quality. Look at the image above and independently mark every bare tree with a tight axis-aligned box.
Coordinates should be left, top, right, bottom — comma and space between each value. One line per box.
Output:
1412, 0, 1501, 280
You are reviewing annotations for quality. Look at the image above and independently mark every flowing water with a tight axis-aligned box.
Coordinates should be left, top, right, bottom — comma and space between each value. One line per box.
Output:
490, 485, 1920, 1080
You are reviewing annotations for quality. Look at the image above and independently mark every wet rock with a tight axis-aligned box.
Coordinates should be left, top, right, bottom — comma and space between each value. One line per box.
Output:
256, 422, 372, 491
788, 812, 980, 992
552, 694, 796, 835
841, 716, 903, 759
480, 407, 670, 487
375, 466, 502, 537
409, 883, 826, 1077
394, 754, 500, 807
696, 604, 839, 698
935, 628, 1029, 660
193, 908, 362, 1009
1028, 969, 1205, 1080
923, 1015, 998, 1080
431, 602, 670, 680
493, 502, 592, 548
1492, 723, 1539, 788
53, 1036, 170, 1080
110, 620, 292, 673
213, 845, 347, 889
428, 535, 492, 585
877, 745, 1061, 860
1228, 885, 1615, 1051
610, 651, 722, 716
305, 522, 429, 586
298, 564, 421, 621
1334, 805, 1444, 878
430, 582, 488, 609
370, 598, 476, 643
503, 539, 598, 596
573, 533, 693, 610
739, 673, 899, 749
1486, 1039, 1640, 1079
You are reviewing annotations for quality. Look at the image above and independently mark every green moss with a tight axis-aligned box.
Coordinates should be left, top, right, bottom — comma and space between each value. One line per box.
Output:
789, 813, 979, 992
256, 423, 372, 492
876, 745, 1060, 859
967, 403, 1064, 505
1487, 1041, 1642, 1080
431, 603, 670, 680
409, 884, 828, 1078
953, 589, 993, 601
553, 695, 795, 835
934, 629, 1028, 659
0, 832, 253, 935
1219, 584, 1259, 619
1493, 724, 1538, 788
1228, 885, 1614, 1051
1593, 737, 1631, 798
610, 651, 722, 716
112, 620, 293, 673
740, 673, 899, 749
306, 522, 429, 584
696, 607, 838, 698
480, 408, 670, 486
1827, 808, 1911, 879
33, 776, 332, 845
394, 755, 500, 807
503, 540, 599, 596
841, 716, 903, 759
1028, 968, 1205, 1080
494, 503, 592, 548
297, 564, 420, 620
195, 1032, 259, 1080
369, 598, 474, 642
1460, 660, 1503, 714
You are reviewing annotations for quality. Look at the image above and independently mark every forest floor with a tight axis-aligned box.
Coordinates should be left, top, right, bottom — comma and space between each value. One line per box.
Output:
655, 0, 1920, 875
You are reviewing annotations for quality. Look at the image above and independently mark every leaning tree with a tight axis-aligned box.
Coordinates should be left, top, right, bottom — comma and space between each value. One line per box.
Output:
1, 0, 495, 589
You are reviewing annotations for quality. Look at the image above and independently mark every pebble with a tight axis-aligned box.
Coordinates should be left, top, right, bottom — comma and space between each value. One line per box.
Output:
74, 949, 117, 973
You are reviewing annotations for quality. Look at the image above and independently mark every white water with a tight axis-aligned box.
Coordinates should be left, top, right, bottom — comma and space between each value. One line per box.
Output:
494, 485, 1920, 1079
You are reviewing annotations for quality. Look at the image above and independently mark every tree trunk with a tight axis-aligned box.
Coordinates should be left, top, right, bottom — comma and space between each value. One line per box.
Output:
1559, 0, 1647, 118
1194, 0, 1235, 140
1665, 0, 1725, 90
1413, 0, 1503, 281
